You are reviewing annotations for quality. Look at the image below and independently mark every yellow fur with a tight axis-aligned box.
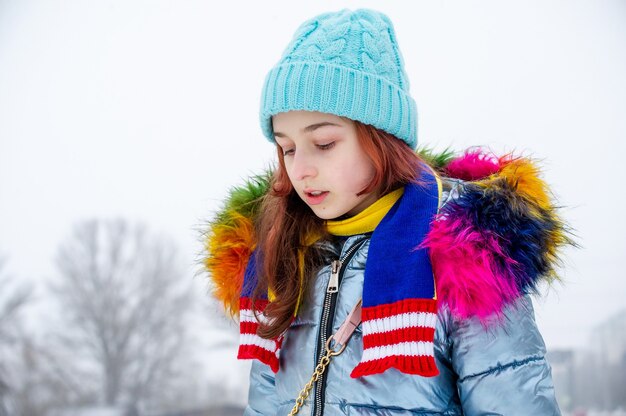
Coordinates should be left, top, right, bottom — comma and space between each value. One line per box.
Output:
205, 212, 256, 316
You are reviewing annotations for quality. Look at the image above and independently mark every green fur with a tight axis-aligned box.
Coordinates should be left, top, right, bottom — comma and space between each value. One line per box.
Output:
214, 170, 273, 226
416, 146, 456, 171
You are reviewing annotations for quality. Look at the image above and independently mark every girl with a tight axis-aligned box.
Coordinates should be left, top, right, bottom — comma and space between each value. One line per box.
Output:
205, 8, 572, 415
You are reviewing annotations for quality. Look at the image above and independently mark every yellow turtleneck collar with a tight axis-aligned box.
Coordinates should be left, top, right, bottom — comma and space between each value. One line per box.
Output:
326, 187, 404, 236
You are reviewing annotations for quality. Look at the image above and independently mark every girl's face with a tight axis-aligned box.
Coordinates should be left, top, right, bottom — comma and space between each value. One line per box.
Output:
272, 111, 378, 220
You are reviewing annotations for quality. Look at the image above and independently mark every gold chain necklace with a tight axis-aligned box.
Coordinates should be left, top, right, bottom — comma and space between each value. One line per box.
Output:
288, 299, 362, 415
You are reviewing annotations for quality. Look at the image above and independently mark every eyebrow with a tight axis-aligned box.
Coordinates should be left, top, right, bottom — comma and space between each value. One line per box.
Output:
273, 122, 342, 138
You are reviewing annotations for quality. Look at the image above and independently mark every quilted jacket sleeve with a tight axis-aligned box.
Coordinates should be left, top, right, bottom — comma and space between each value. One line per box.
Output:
244, 360, 280, 416
450, 295, 561, 416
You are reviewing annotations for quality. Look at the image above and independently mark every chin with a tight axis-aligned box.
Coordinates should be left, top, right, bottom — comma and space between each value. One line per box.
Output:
309, 206, 345, 220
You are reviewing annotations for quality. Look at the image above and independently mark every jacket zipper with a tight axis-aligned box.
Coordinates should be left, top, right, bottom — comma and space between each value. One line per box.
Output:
312, 236, 369, 416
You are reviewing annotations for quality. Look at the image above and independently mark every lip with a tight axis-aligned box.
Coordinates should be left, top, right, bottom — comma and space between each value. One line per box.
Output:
303, 189, 329, 205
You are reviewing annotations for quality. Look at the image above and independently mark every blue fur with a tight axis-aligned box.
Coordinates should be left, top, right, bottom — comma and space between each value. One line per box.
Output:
443, 178, 557, 294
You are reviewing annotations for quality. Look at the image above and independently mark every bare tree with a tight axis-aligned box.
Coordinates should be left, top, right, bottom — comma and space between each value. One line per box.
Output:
0, 257, 33, 416
48, 219, 196, 412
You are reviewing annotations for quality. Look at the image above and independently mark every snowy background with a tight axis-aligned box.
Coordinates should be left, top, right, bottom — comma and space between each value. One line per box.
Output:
1, 0, 625, 413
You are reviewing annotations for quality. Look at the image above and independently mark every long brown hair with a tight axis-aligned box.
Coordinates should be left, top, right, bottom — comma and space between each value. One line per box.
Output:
254, 121, 426, 338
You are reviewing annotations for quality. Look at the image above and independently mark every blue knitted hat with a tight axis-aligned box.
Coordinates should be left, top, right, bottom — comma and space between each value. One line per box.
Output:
259, 9, 418, 149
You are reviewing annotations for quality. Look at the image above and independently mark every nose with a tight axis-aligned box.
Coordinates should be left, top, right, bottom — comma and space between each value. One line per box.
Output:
291, 150, 317, 181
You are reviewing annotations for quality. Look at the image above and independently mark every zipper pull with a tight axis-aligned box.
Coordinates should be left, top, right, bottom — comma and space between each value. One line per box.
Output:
327, 260, 341, 293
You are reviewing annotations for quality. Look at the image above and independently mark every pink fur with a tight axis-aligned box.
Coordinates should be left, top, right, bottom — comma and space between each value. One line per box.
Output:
421, 214, 521, 321
445, 150, 502, 181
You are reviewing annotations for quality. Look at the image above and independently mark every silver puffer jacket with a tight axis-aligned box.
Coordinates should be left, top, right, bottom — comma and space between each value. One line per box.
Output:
244, 233, 561, 416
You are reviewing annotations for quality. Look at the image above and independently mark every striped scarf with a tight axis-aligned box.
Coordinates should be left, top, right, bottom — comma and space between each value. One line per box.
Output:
237, 166, 442, 378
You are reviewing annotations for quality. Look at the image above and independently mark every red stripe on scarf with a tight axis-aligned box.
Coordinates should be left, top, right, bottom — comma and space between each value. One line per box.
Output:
362, 326, 436, 349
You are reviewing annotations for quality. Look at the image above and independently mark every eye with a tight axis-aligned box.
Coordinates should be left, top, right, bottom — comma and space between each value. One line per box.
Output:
316, 142, 335, 150
282, 147, 295, 157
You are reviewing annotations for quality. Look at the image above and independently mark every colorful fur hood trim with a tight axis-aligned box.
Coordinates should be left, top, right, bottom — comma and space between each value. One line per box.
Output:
203, 147, 573, 354
203, 172, 270, 317
420, 150, 574, 320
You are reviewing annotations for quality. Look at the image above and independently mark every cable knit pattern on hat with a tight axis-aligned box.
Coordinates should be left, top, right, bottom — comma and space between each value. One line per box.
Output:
260, 9, 418, 148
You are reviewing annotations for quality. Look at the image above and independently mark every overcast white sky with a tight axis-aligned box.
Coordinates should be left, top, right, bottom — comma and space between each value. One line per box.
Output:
1, 0, 625, 363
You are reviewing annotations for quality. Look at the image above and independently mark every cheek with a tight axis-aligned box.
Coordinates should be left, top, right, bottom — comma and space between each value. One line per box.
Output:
282, 161, 297, 184
339, 160, 375, 193
355, 156, 376, 184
